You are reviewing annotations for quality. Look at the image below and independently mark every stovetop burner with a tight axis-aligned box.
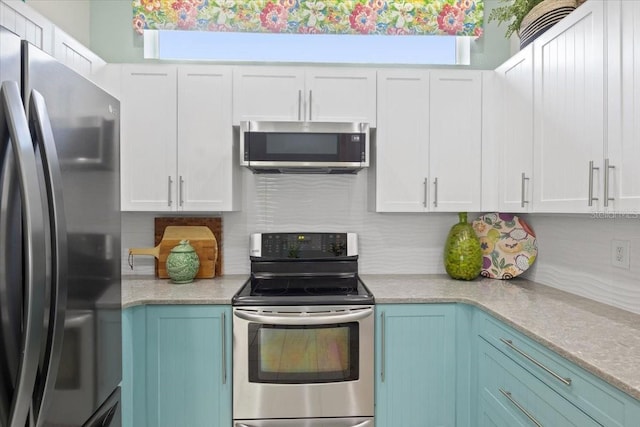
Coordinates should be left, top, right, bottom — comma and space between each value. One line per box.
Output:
232, 232, 375, 306
233, 273, 374, 306
251, 274, 360, 296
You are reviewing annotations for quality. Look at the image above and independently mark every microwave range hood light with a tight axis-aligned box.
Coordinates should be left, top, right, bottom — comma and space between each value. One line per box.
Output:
239, 121, 370, 174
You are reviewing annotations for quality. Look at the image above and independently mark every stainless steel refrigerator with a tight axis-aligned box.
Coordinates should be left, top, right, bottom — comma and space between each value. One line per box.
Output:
0, 26, 121, 427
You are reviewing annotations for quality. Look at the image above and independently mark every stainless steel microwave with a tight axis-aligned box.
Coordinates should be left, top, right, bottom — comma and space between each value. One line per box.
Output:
239, 121, 370, 174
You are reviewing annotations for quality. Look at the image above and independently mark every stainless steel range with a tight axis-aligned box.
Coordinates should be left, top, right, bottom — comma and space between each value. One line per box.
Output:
232, 232, 375, 427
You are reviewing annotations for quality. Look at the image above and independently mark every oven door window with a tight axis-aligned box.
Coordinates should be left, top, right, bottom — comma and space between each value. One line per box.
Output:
248, 322, 359, 384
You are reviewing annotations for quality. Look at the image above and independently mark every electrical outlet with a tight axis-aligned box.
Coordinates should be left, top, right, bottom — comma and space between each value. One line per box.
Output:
611, 239, 630, 269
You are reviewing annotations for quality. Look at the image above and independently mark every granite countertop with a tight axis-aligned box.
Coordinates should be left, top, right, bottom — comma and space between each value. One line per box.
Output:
123, 274, 640, 401
122, 274, 246, 308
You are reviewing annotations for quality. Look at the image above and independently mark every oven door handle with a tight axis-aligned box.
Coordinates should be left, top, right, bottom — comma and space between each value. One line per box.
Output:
233, 307, 374, 325
236, 420, 373, 427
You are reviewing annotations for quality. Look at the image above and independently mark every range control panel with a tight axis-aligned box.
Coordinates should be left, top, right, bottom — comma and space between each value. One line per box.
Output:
250, 233, 357, 259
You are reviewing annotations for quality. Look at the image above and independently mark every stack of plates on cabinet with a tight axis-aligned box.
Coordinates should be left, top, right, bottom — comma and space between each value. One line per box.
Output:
519, 0, 577, 49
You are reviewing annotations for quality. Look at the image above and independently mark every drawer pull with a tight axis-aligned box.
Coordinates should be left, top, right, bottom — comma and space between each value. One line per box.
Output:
500, 338, 572, 386
499, 388, 543, 427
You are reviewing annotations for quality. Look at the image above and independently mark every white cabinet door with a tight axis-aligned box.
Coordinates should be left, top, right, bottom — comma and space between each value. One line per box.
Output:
373, 70, 429, 212
496, 45, 534, 213
429, 70, 483, 212
606, 0, 640, 213
533, 0, 605, 213
120, 65, 177, 211
232, 65, 376, 125
177, 66, 239, 211
232, 66, 305, 123
51, 26, 106, 81
0, 0, 53, 52
305, 67, 377, 125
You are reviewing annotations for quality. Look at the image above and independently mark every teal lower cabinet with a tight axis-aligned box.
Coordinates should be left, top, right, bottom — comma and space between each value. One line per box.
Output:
475, 309, 640, 427
478, 338, 599, 426
375, 304, 457, 427
122, 305, 232, 427
122, 302, 640, 427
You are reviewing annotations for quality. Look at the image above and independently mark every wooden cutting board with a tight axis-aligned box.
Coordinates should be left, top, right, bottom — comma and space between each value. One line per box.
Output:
155, 217, 223, 277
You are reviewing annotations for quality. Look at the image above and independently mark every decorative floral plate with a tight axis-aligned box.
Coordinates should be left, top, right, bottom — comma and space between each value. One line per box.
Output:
471, 213, 537, 280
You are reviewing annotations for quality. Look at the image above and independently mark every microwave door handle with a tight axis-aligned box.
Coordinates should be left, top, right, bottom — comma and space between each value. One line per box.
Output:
234, 307, 373, 325
0, 81, 47, 427
28, 90, 69, 426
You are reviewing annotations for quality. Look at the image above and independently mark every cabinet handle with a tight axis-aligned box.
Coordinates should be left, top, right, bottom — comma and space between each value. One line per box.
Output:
380, 311, 385, 382
521, 173, 530, 208
433, 177, 439, 208
221, 311, 227, 385
308, 89, 313, 120
297, 89, 302, 121
500, 338, 571, 386
167, 176, 173, 207
604, 158, 615, 207
588, 161, 599, 207
499, 389, 543, 427
179, 175, 184, 207
423, 178, 428, 208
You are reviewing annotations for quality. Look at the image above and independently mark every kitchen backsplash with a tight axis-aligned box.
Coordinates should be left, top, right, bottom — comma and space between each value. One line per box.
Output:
123, 169, 457, 276
122, 169, 640, 315
524, 214, 640, 315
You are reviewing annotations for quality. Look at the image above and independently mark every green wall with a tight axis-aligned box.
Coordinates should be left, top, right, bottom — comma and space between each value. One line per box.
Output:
90, 0, 511, 69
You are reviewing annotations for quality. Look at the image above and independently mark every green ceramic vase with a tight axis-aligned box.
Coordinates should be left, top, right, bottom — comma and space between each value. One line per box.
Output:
166, 240, 200, 284
443, 212, 482, 281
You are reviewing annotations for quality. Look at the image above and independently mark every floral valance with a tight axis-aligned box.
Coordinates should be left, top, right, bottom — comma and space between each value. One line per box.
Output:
133, 0, 484, 37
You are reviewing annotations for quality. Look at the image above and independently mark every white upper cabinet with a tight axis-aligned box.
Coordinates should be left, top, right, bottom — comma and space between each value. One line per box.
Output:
428, 70, 483, 212
120, 64, 238, 212
605, 0, 640, 213
495, 44, 534, 213
0, 0, 52, 52
372, 69, 483, 213
233, 66, 376, 126
0, 0, 106, 81
177, 65, 239, 211
121, 65, 178, 211
51, 26, 106, 80
304, 67, 377, 124
232, 66, 305, 122
373, 69, 430, 212
532, 0, 605, 213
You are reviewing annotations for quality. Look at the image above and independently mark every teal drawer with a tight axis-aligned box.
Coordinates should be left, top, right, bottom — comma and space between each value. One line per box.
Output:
477, 310, 637, 427
478, 338, 600, 427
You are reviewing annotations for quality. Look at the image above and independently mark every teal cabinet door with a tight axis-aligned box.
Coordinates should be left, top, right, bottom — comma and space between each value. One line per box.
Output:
122, 306, 146, 427
122, 305, 232, 427
375, 304, 457, 427
146, 305, 232, 427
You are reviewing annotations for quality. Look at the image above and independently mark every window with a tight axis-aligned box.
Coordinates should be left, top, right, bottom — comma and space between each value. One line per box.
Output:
143, 30, 471, 65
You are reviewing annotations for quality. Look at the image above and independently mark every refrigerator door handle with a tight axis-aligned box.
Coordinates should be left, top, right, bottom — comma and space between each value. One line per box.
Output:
28, 90, 69, 426
0, 81, 47, 427
81, 387, 120, 427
